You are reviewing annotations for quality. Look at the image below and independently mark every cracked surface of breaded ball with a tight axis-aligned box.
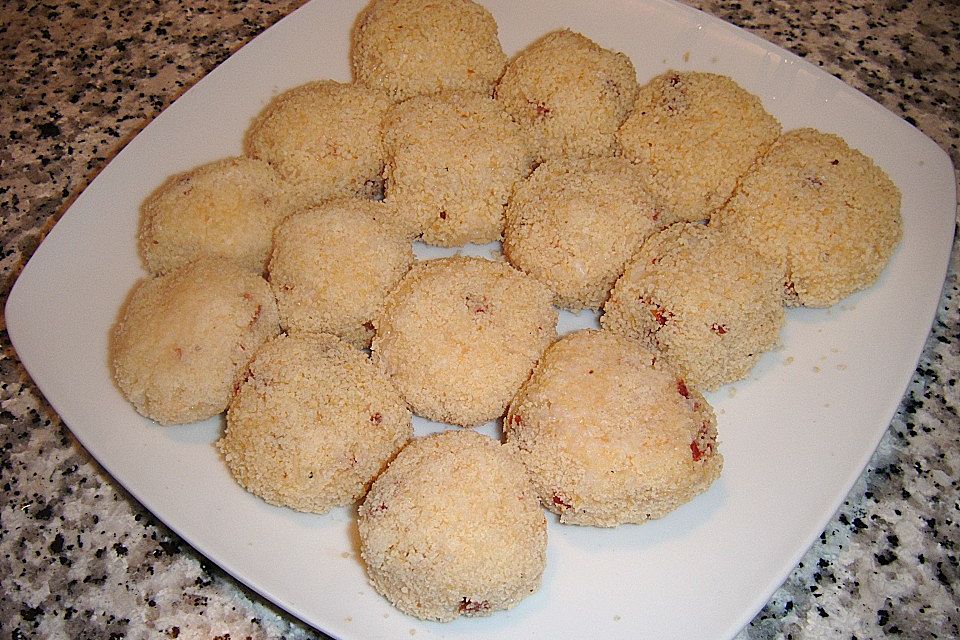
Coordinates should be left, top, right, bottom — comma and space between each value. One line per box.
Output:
358, 430, 546, 621
602, 222, 785, 390
244, 80, 391, 205
219, 332, 412, 514
505, 330, 722, 527
382, 90, 535, 246
371, 256, 557, 426
503, 157, 667, 310
495, 29, 639, 162
268, 198, 413, 348
351, 0, 506, 101
138, 156, 292, 275
711, 128, 903, 307
618, 70, 781, 223
110, 257, 280, 425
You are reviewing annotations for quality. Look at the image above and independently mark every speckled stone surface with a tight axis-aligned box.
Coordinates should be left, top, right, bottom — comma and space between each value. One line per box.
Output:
1, 1, 957, 639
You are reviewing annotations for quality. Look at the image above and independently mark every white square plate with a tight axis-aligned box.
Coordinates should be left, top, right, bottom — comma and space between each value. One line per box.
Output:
6, 1, 955, 639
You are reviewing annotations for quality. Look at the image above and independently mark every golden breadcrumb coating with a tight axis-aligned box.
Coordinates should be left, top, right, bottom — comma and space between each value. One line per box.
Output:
371, 256, 557, 426
503, 156, 668, 310
358, 430, 546, 621
618, 70, 781, 222
138, 156, 292, 275
219, 332, 412, 513
351, 0, 507, 101
496, 28, 639, 162
244, 80, 391, 205
110, 257, 280, 425
711, 127, 902, 307
602, 222, 784, 390
268, 197, 413, 348
506, 330, 722, 526
382, 90, 535, 246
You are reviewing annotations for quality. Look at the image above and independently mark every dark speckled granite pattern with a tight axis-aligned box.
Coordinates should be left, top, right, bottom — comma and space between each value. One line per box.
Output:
1, 1, 957, 638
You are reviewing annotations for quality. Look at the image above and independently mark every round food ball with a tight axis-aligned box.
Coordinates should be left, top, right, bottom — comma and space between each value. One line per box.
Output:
268, 198, 413, 348
137, 156, 291, 275
617, 70, 781, 223
711, 128, 902, 307
495, 29, 639, 162
382, 90, 535, 246
505, 330, 722, 527
351, 0, 507, 101
602, 222, 785, 390
503, 157, 667, 310
371, 256, 557, 426
219, 332, 412, 514
244, 80, 391, 205
110, 257, 280, 425
358, 429, 547, 621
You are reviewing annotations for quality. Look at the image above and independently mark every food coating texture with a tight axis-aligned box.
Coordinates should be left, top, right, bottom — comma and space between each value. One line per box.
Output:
602, 222, 784, 390
382, 90, 535, 246
372, 256, 557, 426
351, 0, 507, 101
503, 157, 667, 310
617, 70, 781, 223
268, 198, 413, 348
110, 257, 280, 425
358, 430, 546, 621
138, 157, 291, 275
505, 330, 722, 527
219, 332, 412, 514
711, 128, 903, 307
495, 29, 639, 162
244, 80, 391, 205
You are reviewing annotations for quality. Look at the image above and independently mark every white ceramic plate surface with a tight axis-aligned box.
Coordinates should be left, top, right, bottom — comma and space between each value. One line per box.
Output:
6, 1, 956, 639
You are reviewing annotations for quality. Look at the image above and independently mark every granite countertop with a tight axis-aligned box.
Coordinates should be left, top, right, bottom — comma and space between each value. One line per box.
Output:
1, 1, 957, 638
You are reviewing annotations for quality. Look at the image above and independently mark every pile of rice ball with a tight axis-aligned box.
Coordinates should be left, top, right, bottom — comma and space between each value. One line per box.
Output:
109, 0, 902, 623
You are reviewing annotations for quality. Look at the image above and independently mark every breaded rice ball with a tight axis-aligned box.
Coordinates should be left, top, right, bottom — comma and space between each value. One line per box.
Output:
358, 430, 546, 621
495, 29, 639, 162
351, 0, 507, 101
268, 198, 413, 348
503, 157, 667, 310
138, 156, 291, 275
617, 71, 781, 223
110, 257, 280, 425
711, 128, 903, 307
219, 332, 412, 514
505, 330, 722, 527
371, 256, 557, 426
382, 90, 535, 246
244, 80, 391, 205
602, 223, 784, 390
